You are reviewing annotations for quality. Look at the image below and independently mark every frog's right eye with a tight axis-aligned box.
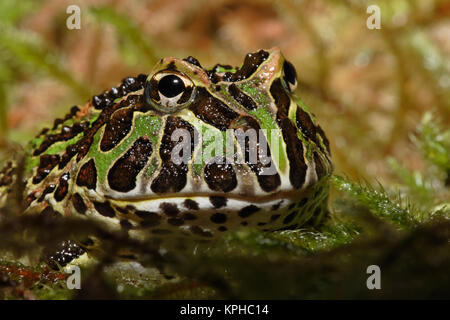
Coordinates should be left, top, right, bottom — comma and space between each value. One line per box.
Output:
282, 60, 297, 92
144, 70, 196, 113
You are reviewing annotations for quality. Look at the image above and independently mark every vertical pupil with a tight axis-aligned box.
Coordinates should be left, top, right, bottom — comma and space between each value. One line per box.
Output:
158, 75, 185, 98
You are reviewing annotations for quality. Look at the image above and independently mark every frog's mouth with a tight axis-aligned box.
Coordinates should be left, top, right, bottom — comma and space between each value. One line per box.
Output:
107, 189, 308, 205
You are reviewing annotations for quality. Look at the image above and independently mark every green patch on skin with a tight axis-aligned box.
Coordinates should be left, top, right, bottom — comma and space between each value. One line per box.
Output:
193, 125, 227, 175
24, 133, 84, 173
25, 113, 101, 173
249, 107, 286, 173
237, 81, 267, 106
213, 66, 237, 73
89, 113, 162, 183
146, 158, 159, 176
296, 98, 316, 122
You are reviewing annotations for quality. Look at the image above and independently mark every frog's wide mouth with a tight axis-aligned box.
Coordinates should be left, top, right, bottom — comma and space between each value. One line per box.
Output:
106, 189, 310, 206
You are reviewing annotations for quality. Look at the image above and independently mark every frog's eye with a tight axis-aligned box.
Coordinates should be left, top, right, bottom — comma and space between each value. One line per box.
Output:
282, 60, 297, 92
144, 70, 195, 113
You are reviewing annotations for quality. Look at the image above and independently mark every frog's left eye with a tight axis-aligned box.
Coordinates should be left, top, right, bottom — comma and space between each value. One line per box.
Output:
144, 70, 195, 113
282, 60, 297, 92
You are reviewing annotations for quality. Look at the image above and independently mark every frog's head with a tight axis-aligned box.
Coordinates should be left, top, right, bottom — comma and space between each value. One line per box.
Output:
26, 48, 332, 235
144, 47, 297, 115
81, 48, 332, 202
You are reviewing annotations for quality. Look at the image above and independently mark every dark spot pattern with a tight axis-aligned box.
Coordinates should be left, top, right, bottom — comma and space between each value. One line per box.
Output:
71, 193, 87, 215
92, 75, 146, 109
210, 212, 227, 224
45, 240, 85, 270
100, 108, 135, 152
270, 214, 281, 221
33, 122, 89, 156
314, 152, 326, 180
135, 210, 161, 227
271, 200, 283, 211
296, 106, 317, 144
238, 205, 260, 218
184, 199, 199, 210
33, 155, 60, 184
204, 159, 237, 192
38, 184, 56, 202
151, 116, 196, 193
228, 50, 269, 82
316, 125, 331, 154
270, 79, 307, 189
183, 56, 202, 68
209, 196, 227, 208
54, 173, 70, 202
93, 201, 115, 218
233, 116, 281, 192
228, 84, 258, 110
108, 137, 153, 192
189, 88, 238, 131
283, 210, 299, 224
0, 162, 14, 187
159, 202, 179, 216
76, 159, 97, 190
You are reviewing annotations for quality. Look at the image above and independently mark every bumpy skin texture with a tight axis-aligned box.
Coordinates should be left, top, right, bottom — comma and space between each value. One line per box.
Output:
0, 48, 332, 263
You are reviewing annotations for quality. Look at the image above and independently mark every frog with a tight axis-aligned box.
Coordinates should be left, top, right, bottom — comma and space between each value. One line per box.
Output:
0, 47, 332, 269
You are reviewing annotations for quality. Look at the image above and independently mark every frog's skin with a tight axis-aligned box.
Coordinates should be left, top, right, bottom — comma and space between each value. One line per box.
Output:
0, 48, 332, 266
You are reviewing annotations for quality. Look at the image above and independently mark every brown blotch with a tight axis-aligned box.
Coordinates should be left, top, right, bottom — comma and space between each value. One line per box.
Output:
271, 79, 307, 189
135, 210, 161, 227
100, 108, 134, 152
233, 116, 281, 192
93, 201, 115, 218
38, 184, 56, 202
76, 159, 97, 190
54, 173, 70, 202
151, 116, 196, 194
238, 205, 260, 218
71, 193, 87, 215
33, 122, 89, 156
210, 212, 227, 224
108, 137, 152, 192
314, 152, 326, 180
33, 155, 60, 184
189, 88, 238, 131
230, 50, 269, 81
316, 125, 331, 154
296, 106, 317, 144
228, 84, 258, 110
183, 199, 199, 210
159, 202, 179, 217
209, 196, 227, 209
204, 159, 237, 192
0, 162, 15, 187
270, 214, 281, 221
283, 210, 299, 225
271, 200, 283, 211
